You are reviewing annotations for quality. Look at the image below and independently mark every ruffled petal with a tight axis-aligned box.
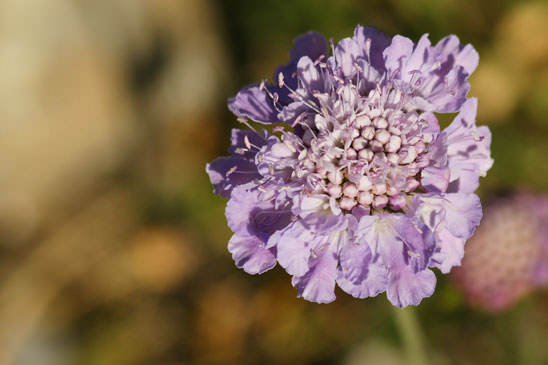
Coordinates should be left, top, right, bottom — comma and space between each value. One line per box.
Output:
228, 234, 276, 274
226, 183, 291, 240
273, 221, 315, 277
443, 98, 493, 193
338, 239, 372, 283
356, 214, 431, 272
384, 34, 476, 113
432, 228, 467, 274
355, 214, 436, 306
434, 35, 479, 74
386, 267, 436, 307
337, 260, 388, 299
228, 85, 278, 124
409, 193, 482, 273
291, 245, 338, 304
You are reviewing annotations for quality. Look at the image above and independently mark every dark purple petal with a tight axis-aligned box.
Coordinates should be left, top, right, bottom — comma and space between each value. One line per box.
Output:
273, 31, 328, 104
228, 85, 278, 124
228, 128, 268, 158
206, 157, 259, 198
290, 31, 328, 61
291, 245, 338, 304
228, 234, 276, 274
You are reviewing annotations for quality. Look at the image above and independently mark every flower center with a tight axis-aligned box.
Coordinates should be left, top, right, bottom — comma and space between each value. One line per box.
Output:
294, 85, 432, 214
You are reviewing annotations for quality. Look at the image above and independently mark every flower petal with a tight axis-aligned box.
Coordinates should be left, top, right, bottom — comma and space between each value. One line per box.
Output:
228, 85, 278, 124
228, 234, 277, 274
273, 31, 327, 104
386, 267, 436, 307
421, 165, 450, 193
409, 193, 482, 273
353, 25, 391, 73
226, 183, 291, 240
337, 260, 388, 298
291, 245, 338, 304
206, 157, 259, 198
443, 98, 493, 193
383, 35, 414, 76
297, 56, 323, 92
273, 221, 315, 277
228, 128, 268, 158
435, 35, 479, 75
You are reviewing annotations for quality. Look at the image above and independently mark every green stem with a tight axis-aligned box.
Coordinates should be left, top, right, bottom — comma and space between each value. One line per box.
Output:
392, 306, 429, 365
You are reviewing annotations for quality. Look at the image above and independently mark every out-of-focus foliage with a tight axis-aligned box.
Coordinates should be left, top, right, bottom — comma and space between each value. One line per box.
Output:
0, 0, 546, 364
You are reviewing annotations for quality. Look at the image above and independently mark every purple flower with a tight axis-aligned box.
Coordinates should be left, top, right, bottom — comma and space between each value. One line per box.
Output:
207, 26, 493, 307
453, 193, 548, 313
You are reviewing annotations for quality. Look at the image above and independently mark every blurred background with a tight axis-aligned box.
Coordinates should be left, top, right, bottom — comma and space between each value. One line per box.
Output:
0, 0, 547, 364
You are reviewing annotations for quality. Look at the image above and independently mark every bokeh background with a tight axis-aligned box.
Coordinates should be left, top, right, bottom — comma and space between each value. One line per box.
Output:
1, 0, 548, 364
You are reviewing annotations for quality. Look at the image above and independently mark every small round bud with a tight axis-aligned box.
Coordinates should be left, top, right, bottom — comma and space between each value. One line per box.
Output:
361, 126, 375, 140
358, 176, 372, 191
387, 153, 399, 164
373, 117, 388, 129
352, 137, 368, 150
358, 191, 373, 205
343, 182, 358, 198
385, 135, 402, 153
373, 195, 388, 209
358, 149, 374, 161
406, 178, 420, 192
372, 183, 387, 195
389, 195, 407, 210
345, 148, 358, 160
375, 129, 391, 144
387, 186, 399, 196
327, 183, 342, 198
340, 197, 357, 210
355, 115, 371, 128
328, 170, 343, 184
369, 140, 384, 152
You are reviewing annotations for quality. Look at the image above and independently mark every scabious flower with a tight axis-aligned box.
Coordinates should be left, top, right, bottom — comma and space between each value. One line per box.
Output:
453, 193, 548, 312
207, 26, 493, 307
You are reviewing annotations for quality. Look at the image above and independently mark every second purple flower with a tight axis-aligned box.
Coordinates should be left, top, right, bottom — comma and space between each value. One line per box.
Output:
207, 26, 493, 307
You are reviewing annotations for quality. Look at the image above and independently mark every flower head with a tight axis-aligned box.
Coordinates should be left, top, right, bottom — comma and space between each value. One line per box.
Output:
453, 193, 548, 312
207, 26, 492, 307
